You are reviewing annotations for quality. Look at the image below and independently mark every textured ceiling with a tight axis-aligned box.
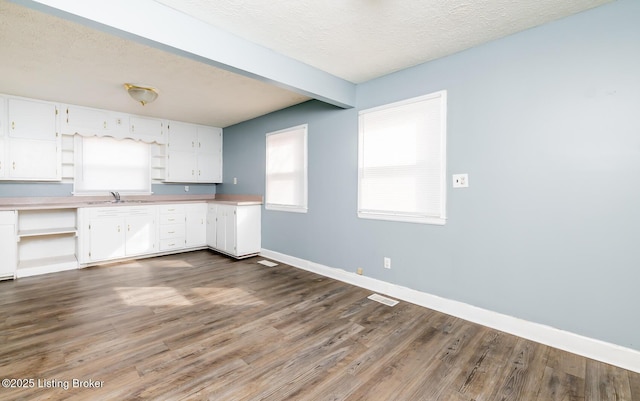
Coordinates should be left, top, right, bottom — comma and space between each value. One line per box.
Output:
0, 0, 613, 127
154, 0, 612, 83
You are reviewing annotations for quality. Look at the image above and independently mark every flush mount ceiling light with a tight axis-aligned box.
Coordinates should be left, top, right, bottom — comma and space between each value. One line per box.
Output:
124, 83, 158, 106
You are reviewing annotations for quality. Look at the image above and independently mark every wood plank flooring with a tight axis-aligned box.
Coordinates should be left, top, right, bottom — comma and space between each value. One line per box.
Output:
0, 250, 638, 400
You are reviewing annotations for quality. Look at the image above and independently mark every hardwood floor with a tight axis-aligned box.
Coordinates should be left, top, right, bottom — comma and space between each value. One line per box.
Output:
1, 250, 638, 400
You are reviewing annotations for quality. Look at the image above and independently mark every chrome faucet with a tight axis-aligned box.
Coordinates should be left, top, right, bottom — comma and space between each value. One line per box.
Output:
110, 191, 121, 202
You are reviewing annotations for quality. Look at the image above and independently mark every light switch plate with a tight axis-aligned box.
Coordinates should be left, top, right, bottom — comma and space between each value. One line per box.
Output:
453, 174, 469, 188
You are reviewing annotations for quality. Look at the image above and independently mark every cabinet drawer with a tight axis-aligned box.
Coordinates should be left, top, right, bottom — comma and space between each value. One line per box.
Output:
160, 213, 185, 225
160, 238, 184, 251
159, 205, 185, 214
159, 223, 185, 240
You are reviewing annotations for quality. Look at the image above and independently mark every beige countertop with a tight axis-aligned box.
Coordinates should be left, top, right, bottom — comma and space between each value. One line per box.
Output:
0, 194, 263, 211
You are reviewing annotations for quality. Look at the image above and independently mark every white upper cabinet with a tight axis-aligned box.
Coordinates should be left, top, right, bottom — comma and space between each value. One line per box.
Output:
165, 121, 222, 183
8, 98, 57, 141
130, 116, 165, 144
61, 104, 129, 137
62, 104, 109, 135
0, 97, 5, 176
3, 97, 60, 181
8, 139, 59, 180
168, 121, 197, 151
197, 126, 222, 183
0, 137, 5, 177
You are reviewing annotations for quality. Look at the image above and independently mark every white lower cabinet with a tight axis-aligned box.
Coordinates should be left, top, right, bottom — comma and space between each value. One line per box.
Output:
159, 204, 186, 251
0, 211, 17, 280
209, 203, 261, 258
79, 206, 157, 264
186, 203, 207, 248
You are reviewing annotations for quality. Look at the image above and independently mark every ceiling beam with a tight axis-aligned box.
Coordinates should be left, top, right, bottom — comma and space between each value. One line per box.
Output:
10, 0, 356, 109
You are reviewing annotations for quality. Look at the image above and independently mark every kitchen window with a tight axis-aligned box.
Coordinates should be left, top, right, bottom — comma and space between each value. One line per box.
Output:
74, 136, 151, 194
265, 124, 308, 213
358, 91, 447, 225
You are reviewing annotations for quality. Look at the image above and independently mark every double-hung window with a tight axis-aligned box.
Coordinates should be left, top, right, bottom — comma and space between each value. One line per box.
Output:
358, 91, 447, 225
265, 124, 308, 213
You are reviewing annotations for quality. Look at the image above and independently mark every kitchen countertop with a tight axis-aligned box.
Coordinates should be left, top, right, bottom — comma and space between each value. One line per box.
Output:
0, 194, 263, 211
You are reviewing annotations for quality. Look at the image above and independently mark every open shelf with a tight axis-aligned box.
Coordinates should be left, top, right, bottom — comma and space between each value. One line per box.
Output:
18, 227, 77, 238
16, 208, 78, 275
17, 254, 78, 278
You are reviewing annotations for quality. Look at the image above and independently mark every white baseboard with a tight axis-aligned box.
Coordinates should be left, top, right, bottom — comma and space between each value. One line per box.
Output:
260, 248, 640, 374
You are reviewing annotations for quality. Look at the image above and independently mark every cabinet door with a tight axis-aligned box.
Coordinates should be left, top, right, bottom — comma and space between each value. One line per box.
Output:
126, 215, 156, 256
63, 105, 109, 135
206, 203, 217, 248
236, 205, 261, 257
8, 98, 57, 141
89, 218, 126, 261
165, 151, 197, 182
0, 138, 5, 178
185, 204, 207, 247
215, 205, 236, 255
0, 211, 17, 280
8, 138, 59, 180
130, 116, 164, 143
196, 127, 222, 183
168, 122, 197, 152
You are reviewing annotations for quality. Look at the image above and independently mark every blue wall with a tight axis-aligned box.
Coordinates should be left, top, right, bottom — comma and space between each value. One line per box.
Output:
220, 0, 640, 351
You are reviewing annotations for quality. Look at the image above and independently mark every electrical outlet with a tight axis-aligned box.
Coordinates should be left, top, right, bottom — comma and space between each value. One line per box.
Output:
356, 267, 363, 275
453, 173, 469, 188
233, 177, 238, 185
383, 257, 391, 269
184, 185, 190, 192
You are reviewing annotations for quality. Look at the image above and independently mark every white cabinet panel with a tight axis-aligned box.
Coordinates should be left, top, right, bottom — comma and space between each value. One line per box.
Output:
186, 203, 207, 248
210, 203, 260, 258
165, 122, 222, 183
166, 151, 196, 182
197, 126, 222, 183
0, 138, 5, 177
168, 122, 197, 151
0, 211, 17, 280
89, 218, 126, 261
62, 105, 109, 134
126, 214, 157, 256
7, 98, 57, 141
130, 116, 164, 143
8, 138, 59, 180
2, 97, 60, 181
159, 204, 185, 251
79, 206, 157, 264
206, 203, 217, 248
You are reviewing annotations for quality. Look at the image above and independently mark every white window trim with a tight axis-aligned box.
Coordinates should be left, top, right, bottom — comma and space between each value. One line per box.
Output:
357, 91, 447, 225
265, 124, 308, 213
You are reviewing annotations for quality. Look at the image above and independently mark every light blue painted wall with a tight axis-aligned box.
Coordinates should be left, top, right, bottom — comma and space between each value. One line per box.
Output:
219, 0, 640, 351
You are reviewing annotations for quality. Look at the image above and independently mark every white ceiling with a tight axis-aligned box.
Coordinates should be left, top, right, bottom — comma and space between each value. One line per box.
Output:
0, 0, 612, 127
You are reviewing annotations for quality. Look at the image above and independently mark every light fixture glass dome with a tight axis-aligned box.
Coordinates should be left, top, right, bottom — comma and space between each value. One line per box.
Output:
124, 83, 158, 106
